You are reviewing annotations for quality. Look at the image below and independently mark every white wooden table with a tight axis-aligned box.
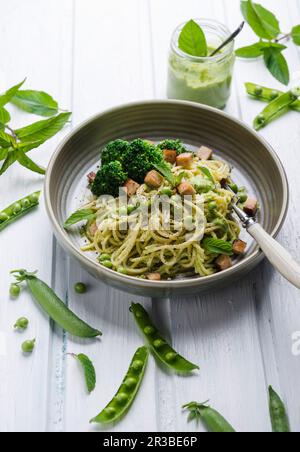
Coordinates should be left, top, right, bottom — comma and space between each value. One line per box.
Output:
1, 0, 300, 433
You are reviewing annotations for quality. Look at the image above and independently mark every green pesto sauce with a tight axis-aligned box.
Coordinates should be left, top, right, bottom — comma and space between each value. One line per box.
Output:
167, 47, 235, 110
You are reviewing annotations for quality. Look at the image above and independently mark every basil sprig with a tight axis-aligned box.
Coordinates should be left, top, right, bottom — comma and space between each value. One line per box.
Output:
0, 79, 71, 176
236, 1, 300, 85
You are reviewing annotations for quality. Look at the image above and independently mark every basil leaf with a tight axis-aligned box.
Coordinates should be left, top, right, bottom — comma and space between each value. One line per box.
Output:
236, 42, 264, 58
64, 209, 96, 229
202, 238, 233, 256
241, 1, 280, 40
178, 19, 208, 57
153, 162, 176, 187
292, 25, 300, 46
0, 107, 10, 124
73, 353, 96, 393
236, 41, 286, 59
11, 90, 59, 117
0, 79, 26, 107
15, 112, 71, 145
16, 150, 46, 175
263, 47, 290, 85
199, 166, 215, 184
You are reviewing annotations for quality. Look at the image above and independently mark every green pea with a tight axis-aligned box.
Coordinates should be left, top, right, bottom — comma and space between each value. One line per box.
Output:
165, 352, 177, 363
254, 86, 263, 96
213, 219, 228, 231
238, 192, 248, 203
14, 317, 29, 330
21, 198, 31, 209
127, 205, 136, 215
117, 267, 128, 275
124, 377, 137, 389
99, 254, 111, 262
119, 206, 128, 216
229, 183, 238, 193
29, 193, 40, 203
115, 393, 129, 405
153, 339, 165, 349
12, 203, 22, 215
0, 212, 9, 222
101, 260, 113, 269
160, 188, 173, 197
132, 360, 144, 371
144, 326, 155, 335
74, 282, 87, 294
22, 339, 36, 353
208, 201, 217, 212
104, 407, 116, 419
10, 284, 21, 298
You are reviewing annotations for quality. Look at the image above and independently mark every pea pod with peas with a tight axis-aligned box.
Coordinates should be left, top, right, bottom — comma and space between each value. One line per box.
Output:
130, 302, 199, 374
90, 346, 149, 425
0, 191, 41, 232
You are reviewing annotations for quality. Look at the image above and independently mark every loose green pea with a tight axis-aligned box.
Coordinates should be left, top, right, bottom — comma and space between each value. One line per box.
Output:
144, 326, 155, 335
10, 283, 21, 298
0, 212, 9, 222
132, 360, 144, 371
117, 267, 128, 275
208, 201, 217, 212
14, 317, 29, 330
13, 203, 22, 215
99, 254, 111, 262
238, 192, 248, 203
229, 183, 238, 193
165, 352, 177, 363
22, 339, 36, 353
74, 282, 87, 294
21, 198, 31, 209
101, 260, 113, 269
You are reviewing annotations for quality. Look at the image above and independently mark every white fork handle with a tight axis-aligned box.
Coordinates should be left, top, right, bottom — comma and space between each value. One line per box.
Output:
247, 223, 300, 289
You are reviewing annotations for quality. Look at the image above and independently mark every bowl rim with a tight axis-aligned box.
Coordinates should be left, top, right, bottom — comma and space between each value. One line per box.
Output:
45, 99, 289, 289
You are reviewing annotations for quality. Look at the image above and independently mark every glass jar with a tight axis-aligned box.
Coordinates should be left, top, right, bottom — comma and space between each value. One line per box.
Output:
167, 19, 235, 109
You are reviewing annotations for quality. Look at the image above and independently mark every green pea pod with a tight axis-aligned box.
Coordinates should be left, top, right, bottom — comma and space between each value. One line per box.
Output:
269, 386, 290, 433
130, 302, 199, 373
0, 191, 41, 232
90, 346, 148, 425
183, 401, 236, 433
11, 270, 102, 338
253, 88, 300, 131
245, 82, 300, 112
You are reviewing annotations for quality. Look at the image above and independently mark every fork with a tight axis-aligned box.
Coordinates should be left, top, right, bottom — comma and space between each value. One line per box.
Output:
226, 184, 300, 289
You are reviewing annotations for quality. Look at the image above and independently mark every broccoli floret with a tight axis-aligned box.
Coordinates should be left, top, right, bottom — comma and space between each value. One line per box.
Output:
123, 139, 163, 183
91, 161, 128, 197
101, 139, 129, 166
157, 139, 187, 155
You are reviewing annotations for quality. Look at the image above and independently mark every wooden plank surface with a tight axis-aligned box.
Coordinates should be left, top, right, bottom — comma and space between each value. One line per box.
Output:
0, 0, 299, 433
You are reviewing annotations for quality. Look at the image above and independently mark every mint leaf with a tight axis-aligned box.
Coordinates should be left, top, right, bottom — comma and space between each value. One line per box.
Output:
241, 1, 280, 40
0, 107, 10, 124
0, 79, 26, 107
199, 166, 215, 184
0, 151, 18, 176
0, 131, 13, 148
202, 238, 233, 256
64, 209, 96, 229
292, 25, 300, 45
15, 112, 71, 144
263, 47, 290, 85
236, 42, 264, 58
178, 19, 208, 57
73, 353, 96, 393
11, 90, 59, 117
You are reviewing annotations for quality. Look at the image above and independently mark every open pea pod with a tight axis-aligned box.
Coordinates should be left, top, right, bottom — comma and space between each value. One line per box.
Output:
245, 83, 300, 112
0, 191, 41, 232
90, 346, 149, 425
130, 302, 199, 373
253, 88, 300, 131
